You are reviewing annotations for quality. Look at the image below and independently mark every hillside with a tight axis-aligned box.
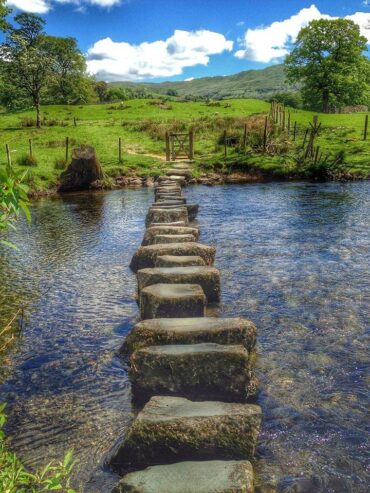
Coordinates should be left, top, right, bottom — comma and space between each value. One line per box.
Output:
110, 65, 296, 100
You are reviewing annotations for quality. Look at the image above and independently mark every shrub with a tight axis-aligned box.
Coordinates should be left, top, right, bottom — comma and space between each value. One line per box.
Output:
16, 154, 38, 167
19, 117, 34, 127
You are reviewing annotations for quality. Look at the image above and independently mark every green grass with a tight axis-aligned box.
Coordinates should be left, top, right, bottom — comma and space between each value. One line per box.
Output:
0, 98, 368, 193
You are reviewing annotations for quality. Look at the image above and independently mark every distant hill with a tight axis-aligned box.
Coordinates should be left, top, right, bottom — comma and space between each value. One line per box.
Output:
110, 65, 297, 100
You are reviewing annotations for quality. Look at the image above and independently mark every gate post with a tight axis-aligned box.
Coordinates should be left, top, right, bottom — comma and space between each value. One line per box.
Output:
189, 130, 194, 160
165, 131, 171, 162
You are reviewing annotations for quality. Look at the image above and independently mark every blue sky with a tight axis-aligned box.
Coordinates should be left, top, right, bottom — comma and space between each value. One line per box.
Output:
5, 1, 370, 82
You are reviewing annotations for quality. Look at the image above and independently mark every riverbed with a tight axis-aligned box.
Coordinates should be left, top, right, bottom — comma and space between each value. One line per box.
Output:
0, 182, 369, 492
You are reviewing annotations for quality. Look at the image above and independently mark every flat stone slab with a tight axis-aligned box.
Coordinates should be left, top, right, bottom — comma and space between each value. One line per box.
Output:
145, 208, 188, 227
149, 221, 186, 227
148, 204, 198, 221
111, 396, 262, 468
137, 266, 220, 302
140, 283, 206, 319
153, 200, 187, 206
155, 255, 206, 267
153, 234, 196, 244
130, 243, 216, 272
166, 168, 191, 177
142, 226, 199, 246
112, 460, 254, 493
130, 343, 254, 402
157, 176, 186, 186
121, 317, 257, 355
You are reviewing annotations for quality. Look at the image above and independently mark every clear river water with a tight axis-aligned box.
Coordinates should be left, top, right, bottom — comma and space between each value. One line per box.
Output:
0, 182, 369, 493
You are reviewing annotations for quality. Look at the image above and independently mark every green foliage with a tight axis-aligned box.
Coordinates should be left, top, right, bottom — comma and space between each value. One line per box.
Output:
16, 154, 38, 167
0, 404, 77, 493
269, 92, 302, 109
285, 19, 369, 112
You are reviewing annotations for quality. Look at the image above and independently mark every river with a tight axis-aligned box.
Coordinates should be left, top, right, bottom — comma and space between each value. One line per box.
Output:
0, 182, 369, 492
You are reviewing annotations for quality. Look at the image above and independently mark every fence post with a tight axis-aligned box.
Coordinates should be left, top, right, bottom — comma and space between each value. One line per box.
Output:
293, 122, 297, 141
282, 111, 286, 131
65, 137, 69, 162
364, 115, 368, 141
224, 130, 227, 159
29, 139, 33, 157
287, 112, 291, 135
118, 137, 122, 162
189, 129, 194, 160
74, 117, 77, 127
263, 116, 268, 154
165, 131, 170, 161
5, 144, 11, 166
243, 123, 247, 151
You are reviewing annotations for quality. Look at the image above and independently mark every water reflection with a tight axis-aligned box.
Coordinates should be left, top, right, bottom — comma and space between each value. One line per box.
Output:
0, 182, 369, 492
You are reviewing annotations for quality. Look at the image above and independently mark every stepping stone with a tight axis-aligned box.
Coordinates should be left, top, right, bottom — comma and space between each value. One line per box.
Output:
155, 255, 205, 267
142, 226, 199, 246
121, 317, 257, 355
112, 460, 254, 493
166, 175, 187, 186
145, 208, 188, 227
157, 176, 186, 186
111, 396, 262, 468
137, 266, 220, 302
130, 243, 216, 272
150, 221, 186, 227
129, 343, 255, 402
153, 200, 187, 206
153, 234, 196, 244
155, 187, 181, 193
166, 168, 191, 177
148, 204, 199, 221
171, 162, 192, 169
140, 283, 206, 319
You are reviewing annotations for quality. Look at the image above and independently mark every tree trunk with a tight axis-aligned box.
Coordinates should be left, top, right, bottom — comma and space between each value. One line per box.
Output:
35, 97, 41, 128
322, 90, 330, 114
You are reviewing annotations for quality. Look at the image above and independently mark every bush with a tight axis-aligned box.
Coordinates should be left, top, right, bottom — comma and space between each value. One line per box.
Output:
16, 154, 38, 167
54, 158, 68, 170
19, 117, 34, 127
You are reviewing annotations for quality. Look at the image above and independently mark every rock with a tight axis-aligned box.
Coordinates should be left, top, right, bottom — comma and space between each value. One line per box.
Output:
149, 221, 187, 227
155, 255, 205, 267
145, 208, 188, 227
59, 145, 103, 192
153, 234, 196, 245
137, 266, 221, 302
140, 283, 206, 319
153, 200, 187, 206
121, 317, 257, 355
171, 162, 192, 170
130, 243, 216, 272
144, 177, 154, 187
148, 204, 198, 221
158, 175, 186, 186
112, 460, 254, 493
142, 226, 199, 246
166, 168, 191, 177
111, 396, 262, 468
130, 343, 255, 402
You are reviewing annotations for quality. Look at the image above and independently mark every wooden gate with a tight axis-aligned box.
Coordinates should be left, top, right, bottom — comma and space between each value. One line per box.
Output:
165, 130, 194, 161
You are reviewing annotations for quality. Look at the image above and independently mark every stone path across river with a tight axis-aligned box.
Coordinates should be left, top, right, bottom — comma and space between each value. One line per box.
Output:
110, 164, 262, 492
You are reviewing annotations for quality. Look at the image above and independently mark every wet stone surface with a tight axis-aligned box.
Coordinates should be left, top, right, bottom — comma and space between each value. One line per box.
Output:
142, 226, 199, 246
155, 255, 206, 267
112, 460, 254, 493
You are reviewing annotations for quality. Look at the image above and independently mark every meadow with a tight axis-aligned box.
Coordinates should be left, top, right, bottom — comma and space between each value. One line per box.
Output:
0, 98, 368, 193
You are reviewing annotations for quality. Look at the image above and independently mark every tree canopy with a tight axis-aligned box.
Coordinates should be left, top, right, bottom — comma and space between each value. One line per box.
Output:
285, 19, 370, 112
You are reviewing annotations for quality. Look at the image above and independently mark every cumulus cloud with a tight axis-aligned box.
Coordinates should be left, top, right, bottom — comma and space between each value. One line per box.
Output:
236, 4, 370, 63
87, 30, 233, 81
7, 0, 121, 13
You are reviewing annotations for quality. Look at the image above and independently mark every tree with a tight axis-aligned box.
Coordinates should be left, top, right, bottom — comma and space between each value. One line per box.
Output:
0, 0, 9, 32
285, 19, 369, 112
94, 81, 109, 102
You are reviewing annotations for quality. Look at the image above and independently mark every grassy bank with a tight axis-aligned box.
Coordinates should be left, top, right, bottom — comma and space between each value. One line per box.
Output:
0, 99, 368, 193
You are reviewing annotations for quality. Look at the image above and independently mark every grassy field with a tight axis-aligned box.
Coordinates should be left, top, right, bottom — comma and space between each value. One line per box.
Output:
0, 98, 368, 193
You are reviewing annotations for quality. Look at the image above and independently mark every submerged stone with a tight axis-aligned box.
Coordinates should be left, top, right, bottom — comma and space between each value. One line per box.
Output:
155, 255, 206, 267
130, 343, 254, 402
111, 396, 262, 468
153, 234, 196, 244
130, 243, 216, 272
142, 226, 199, 246
140, 283, 206, 319
121, 317, 257, 355
112, 460, 254, 493
137, 266, 221, 302
145, 208, 188, 227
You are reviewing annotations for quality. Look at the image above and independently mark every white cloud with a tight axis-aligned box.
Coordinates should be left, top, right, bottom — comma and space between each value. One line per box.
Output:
236, 4, 370, 63
185, 77, 195, 81
87, 29, 233, 81
6, 0, 121, 13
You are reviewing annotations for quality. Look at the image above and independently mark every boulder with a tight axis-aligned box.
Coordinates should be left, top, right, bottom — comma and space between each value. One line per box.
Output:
112, 460, 254, 493
130, 343, 255, 402
137, 266, 220, 302
111, 396, 262, 468
59, 145, 103, 192
145, 208, 188, 227
155, 255, 206, 267
121, 317, 256, 355
153, 234, 196, 245
142, 226, 199, 246
140, 283, 206, 319
130, 243, 216, 272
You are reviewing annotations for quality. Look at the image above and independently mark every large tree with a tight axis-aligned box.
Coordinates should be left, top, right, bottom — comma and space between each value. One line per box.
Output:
0, 0, 9, 31
285, 19, 369, 112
